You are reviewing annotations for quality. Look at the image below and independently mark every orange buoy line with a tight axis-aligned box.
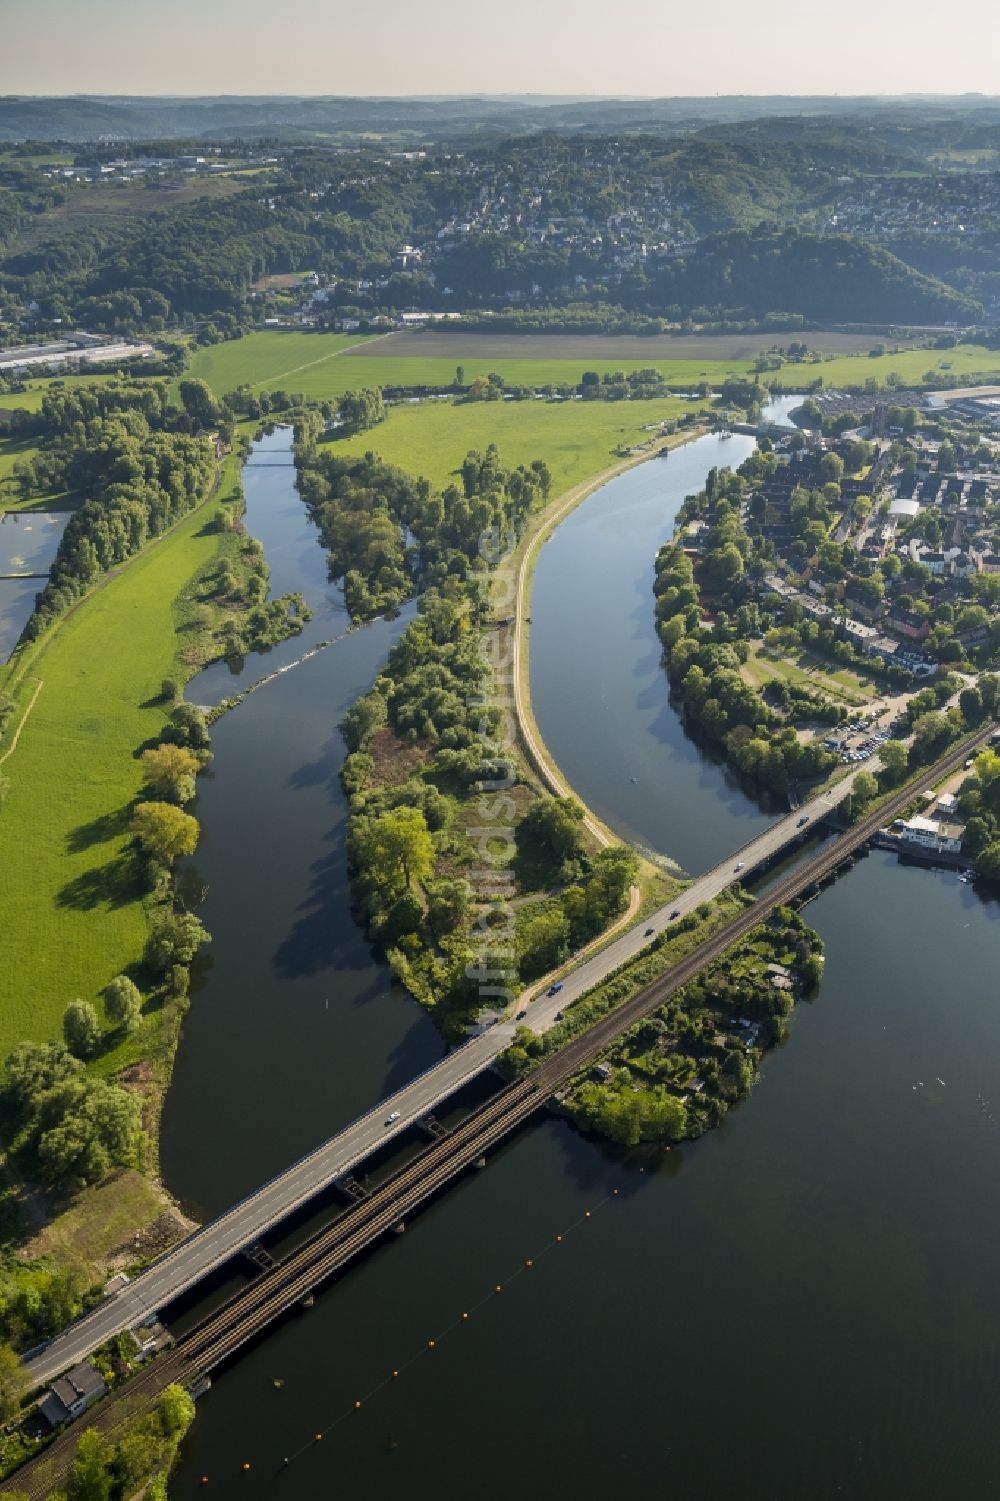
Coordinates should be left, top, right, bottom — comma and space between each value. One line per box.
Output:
266, 1187, 620, 1473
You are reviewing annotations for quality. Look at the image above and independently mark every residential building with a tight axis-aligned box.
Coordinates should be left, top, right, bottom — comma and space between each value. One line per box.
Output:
39, 1362, 107, 1429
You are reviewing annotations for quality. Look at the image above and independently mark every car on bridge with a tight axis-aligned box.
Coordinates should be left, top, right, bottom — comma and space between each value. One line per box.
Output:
385, 1111, 401, 1126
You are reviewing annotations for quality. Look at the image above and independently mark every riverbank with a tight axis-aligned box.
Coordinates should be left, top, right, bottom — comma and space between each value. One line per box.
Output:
0, 436, 319, 1342
506, 423, 707, 864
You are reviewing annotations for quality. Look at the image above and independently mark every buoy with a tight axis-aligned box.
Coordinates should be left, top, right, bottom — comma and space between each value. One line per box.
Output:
243, 1462, 251, 1471
391, 1368, 399, 1378
494, 1283, 503, 1293
584, 1210, 591, 1219
272, 1378, 284, 1389
525, 1258, 534, 1268
461, 1312, 469, 1321
315, 1432, 323, 1441
612, 1188, 619, 1196
200, 1479, 209, 1488
354, 1400, 362, 1410
555, 1234, 563, 1243
426, 1339, 436, 1350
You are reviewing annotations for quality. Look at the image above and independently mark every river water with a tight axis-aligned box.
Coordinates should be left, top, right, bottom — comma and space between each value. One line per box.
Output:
0, 510, 68, 659
164, 423, 1000, 1499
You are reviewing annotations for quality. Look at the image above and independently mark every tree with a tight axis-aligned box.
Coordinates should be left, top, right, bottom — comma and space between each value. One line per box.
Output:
178, 378, 220, 430
338, 387, 384, 432
879, 739, 908, 781
144, 912, 210, 974
131, 801, 200, 863
158, 1382, 195, 1436
367, 806, 435, 893
964, 816, 992, 854
340, 689, 388, 753
162, 702, 210, 753
910, 711, 951, 762
975, 842, 1000, 882
519, 908, 570, 979
0, 1342, 26, 1424
514, 798, 586, 887
37, 1078, 142, 1187
104, 974, 142, 1033
819, 452, 844, 485
3, 1040, 80, 1114
705, 542, 744, 590
426, 878, 471, 938
960, 686, 985, 725
67, 1427, 111, 1501
63, 1001, 101, 1060
852, 770, 878, 807
140, 744, 200, 804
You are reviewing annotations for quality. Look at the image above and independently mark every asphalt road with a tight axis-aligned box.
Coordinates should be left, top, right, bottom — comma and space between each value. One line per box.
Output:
22, 762, 866, 1390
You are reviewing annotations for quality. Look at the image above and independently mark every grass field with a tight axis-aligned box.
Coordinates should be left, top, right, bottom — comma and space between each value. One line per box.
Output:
743, 644, 874, 705
324, 395, 706, 493
0, 373, 121, 413
186, 330, 376, 395
187, 329, 1000, 404
0, 435, 40, 489
20, 1169, 170, 1282
0, 459, 241, 1062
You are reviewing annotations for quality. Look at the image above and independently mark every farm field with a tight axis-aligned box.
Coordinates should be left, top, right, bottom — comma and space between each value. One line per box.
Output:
188, 329, 1000, 403
322, 394, 707, 493
0, 459, 241, 1061
345, 329, 918, 360
185, 330, 376, 394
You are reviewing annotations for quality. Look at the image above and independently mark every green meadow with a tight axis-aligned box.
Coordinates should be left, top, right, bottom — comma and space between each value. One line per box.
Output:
0, 459, 242, 1060
185, 330, 374, 393
326, 395, 706, 493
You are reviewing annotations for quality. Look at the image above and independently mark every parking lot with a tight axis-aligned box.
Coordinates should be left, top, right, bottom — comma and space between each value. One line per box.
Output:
824, 708, 904, 764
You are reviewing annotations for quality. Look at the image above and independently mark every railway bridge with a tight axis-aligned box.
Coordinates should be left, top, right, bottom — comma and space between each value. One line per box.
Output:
18, 728, 993, 1393
6, 725, 993, 1499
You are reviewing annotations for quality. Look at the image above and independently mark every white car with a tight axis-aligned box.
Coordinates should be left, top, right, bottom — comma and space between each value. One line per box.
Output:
385, 1110, 401, 1126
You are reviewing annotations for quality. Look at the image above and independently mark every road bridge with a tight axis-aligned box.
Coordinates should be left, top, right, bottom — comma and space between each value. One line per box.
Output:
9, 723, 993, 1501
20, 727, 992, 1392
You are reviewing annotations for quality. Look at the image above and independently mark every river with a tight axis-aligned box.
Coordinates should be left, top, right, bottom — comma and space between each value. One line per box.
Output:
0, 509, 68, 660
163, 422, 1000, 1499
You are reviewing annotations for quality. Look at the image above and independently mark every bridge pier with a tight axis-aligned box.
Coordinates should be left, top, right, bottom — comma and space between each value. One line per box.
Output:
242, 1241, 276, 1273
416, 1114, 450, 1142
334, 1174, 370, 1204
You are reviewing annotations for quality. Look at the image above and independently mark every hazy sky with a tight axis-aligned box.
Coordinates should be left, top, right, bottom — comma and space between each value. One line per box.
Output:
3, 0, 999, 97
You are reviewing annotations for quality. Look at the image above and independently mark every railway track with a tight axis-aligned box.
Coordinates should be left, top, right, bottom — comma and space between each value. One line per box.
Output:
5, 724, 991, 1498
